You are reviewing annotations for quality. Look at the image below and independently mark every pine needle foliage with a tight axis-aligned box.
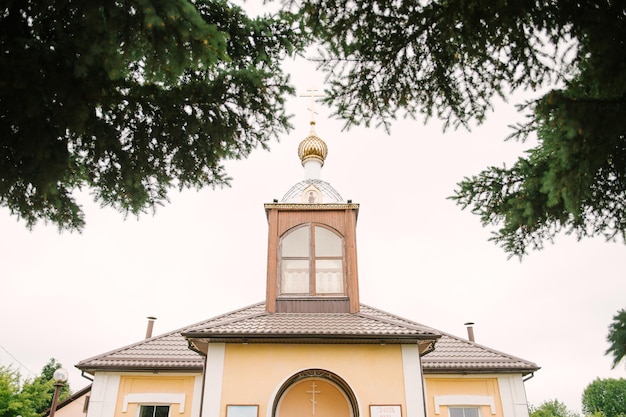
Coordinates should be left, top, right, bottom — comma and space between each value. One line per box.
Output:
288, 0, 626, 257
606, 309, 626, 370
0, 0, 304, 230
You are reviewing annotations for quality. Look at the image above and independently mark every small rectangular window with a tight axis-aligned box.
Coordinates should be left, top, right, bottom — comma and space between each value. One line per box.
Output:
140, 405, 170, 417
449, 408, 480, 417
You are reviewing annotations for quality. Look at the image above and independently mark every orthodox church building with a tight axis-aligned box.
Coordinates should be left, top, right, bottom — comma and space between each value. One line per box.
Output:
76, 117, 539, 417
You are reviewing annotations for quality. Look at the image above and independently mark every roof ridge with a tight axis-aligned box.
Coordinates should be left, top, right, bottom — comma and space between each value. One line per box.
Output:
359, 304, 440, 333
427, 328, 539, 368
183, 311, 270, 335
355, 310, 439, 336
358, 304, 537, 371
184, 302, 266, 330
76, 302, 265, 368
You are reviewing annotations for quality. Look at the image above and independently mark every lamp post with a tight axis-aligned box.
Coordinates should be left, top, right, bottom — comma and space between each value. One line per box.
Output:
49, 368, 68, 417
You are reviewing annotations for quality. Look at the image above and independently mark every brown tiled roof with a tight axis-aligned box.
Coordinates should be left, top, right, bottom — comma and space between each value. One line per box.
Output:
75, 327, 204, 373
76, 302, 537, 375
77, 304, 274, 373
182, 303, 440, 343
421, 330, 540, 375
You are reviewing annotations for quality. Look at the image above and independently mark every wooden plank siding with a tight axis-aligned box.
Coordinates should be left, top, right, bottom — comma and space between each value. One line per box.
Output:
264, 205, 360, 314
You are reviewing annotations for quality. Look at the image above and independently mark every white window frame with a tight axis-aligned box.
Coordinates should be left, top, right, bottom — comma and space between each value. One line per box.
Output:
433, 395, 496, 415
122, 393, 186, 414
138, 404, 171, 417
279, 224, 345, 296
448, 407, 481, 417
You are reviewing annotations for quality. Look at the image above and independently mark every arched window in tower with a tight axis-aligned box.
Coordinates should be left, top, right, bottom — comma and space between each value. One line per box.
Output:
279, 224, 345, 296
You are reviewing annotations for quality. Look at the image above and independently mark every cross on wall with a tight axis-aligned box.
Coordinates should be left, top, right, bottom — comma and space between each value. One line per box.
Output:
306, 381, 321, 415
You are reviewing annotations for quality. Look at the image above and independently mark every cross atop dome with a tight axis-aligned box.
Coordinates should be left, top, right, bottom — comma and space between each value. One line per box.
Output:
279, 87, 343, 204
300, 87, 325, 127
297, 87, 328, 177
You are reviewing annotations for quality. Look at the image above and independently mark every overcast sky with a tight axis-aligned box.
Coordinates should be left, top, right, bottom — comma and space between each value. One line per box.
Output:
2, 15, 626, 416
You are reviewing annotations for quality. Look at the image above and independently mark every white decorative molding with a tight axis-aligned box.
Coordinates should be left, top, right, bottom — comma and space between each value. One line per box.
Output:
202, 344, 226, 417
402, 345, 425, 417
122, 393, 186, 413
87, 373, 121, 417
498, 375, 530, 417
434, 395, 495, 415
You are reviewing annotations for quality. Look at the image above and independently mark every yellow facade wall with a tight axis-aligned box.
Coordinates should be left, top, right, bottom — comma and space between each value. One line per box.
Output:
114, 375, 196, 417
219, 343, 408, 417
424, 377, 503, 417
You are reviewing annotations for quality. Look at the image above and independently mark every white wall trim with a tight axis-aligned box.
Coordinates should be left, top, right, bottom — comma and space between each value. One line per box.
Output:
402, 345, 426, 417
202, 343, 226, 417
191, 375, 204, 417
86, 373, 121, 417
497, 375, 530, 417
122, 393, 186, 413
434, 395, 496, 414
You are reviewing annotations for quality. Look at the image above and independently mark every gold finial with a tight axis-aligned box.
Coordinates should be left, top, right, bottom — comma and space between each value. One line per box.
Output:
298, 87, 328, 167
298, 133, 328, 166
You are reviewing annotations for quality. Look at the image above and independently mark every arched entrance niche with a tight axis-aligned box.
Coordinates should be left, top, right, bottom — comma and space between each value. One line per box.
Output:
273, 369, 359, 417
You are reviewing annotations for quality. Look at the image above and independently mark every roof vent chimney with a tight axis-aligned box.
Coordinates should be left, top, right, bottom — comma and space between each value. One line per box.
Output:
464, 322, 475, 342
145, 316, 157, 339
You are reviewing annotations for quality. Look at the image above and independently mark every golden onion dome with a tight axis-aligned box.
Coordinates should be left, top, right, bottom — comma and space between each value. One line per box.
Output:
297, 122, 328, 167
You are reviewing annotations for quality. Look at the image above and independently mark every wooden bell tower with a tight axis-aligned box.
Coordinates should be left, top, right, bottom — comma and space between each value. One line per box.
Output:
265, 201, 360, 314
264, 119, 360, 314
